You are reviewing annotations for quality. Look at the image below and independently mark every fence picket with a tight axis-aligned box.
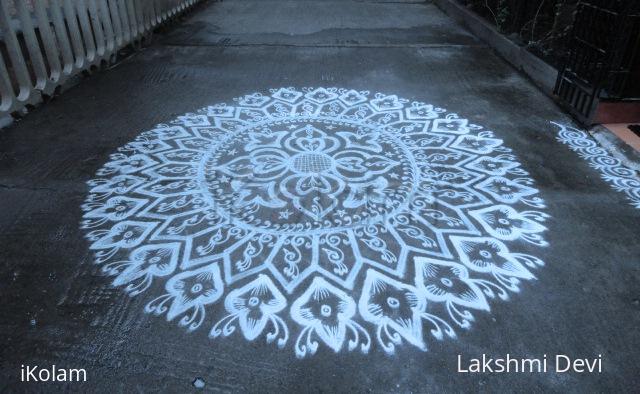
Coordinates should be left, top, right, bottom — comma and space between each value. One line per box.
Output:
0, 0, 202, 119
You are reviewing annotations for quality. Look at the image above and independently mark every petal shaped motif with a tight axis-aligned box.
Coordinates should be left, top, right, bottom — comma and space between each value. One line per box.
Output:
213, 274, 287, 342
165, 264, 225, 321
333, 150, 399, 182
475, 177, 537, 204
336, 131, 383, 153
451, 135, 503, 153
110, 243, 180, 294
83, 196, 148, 222
450, 236, 535, 281
89, 220, 157, 250
469, 205, 547, 241
291, 277, 357, 355
414, 257, 489, 311
232, 179, 287, 209
359, 269, 427, 352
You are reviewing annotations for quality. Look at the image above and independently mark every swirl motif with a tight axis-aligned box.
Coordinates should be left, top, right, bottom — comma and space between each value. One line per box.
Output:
553, 121, 640, 208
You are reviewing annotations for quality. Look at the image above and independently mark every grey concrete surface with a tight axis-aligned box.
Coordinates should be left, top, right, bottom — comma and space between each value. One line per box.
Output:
159, 0, 478, 47
0, 0, 638, 392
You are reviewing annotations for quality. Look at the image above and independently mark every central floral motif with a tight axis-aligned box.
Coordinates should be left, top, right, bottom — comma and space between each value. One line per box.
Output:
82, 87, 550, 359
203, 120, 415, 231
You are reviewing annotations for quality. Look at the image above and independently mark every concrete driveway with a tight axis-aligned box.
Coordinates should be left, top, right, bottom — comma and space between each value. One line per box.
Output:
0, 0, 638, 392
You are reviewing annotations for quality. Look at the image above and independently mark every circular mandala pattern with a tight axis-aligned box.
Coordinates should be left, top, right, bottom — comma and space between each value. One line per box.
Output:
201, 116, 416, 233
82, 87, 549, 357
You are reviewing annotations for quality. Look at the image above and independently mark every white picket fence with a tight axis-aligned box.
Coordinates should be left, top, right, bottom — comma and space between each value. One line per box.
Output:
0, 0, 202, 119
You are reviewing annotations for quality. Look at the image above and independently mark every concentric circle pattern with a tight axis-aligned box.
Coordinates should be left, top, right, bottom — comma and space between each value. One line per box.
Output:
82, 87, 549, 357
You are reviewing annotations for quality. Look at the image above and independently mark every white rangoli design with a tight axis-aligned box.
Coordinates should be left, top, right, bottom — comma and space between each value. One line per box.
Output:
82, 87, 550, 357
552, 122, 640, 208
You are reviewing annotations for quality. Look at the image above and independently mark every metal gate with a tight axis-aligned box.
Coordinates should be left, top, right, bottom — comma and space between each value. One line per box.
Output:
553, 0, 640, 124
